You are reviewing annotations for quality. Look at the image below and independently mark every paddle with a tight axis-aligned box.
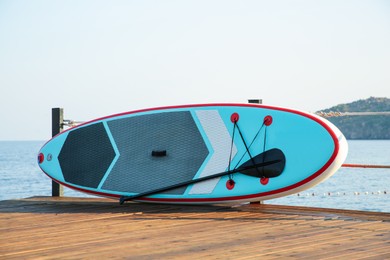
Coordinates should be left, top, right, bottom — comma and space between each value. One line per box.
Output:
119, 148, 285, 204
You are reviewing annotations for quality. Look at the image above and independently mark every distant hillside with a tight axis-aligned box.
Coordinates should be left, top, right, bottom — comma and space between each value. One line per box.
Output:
318, 97, 390, 139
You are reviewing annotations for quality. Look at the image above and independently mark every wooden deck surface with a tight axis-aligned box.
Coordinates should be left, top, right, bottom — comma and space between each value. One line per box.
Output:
1, 196, 389, 259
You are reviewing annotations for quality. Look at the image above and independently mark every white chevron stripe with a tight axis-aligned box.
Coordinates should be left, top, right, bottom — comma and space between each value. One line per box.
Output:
189, 110, 237, 194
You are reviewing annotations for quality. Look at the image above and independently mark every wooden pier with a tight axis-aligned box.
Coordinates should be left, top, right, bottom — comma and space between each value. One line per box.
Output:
0, 197, 389, 259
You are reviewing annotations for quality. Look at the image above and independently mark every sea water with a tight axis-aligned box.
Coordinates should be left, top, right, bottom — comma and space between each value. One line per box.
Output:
0, 140, 389, 212
268, 140, 390, 212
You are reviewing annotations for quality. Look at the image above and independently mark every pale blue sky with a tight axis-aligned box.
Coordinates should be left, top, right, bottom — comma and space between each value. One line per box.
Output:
0, 0, 389, 140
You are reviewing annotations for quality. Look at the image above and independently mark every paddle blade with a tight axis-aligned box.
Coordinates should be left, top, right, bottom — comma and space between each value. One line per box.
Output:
238, 148, 285, 178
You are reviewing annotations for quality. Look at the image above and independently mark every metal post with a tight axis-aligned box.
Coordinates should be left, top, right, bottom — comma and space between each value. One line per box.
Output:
248, 99, 263, 204
248, 99, 262, 104
51, 108, 64, 197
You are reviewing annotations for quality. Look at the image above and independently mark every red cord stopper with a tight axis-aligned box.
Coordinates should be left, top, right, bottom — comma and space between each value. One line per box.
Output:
226, 179, 235, 190
264, 115, 272, 126
260, 177, 269, 185
230, 113, 239, 123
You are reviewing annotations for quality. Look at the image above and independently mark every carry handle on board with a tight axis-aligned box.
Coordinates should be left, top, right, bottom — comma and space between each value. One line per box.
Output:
151, 150, 167, 157
120, 148, 285, 204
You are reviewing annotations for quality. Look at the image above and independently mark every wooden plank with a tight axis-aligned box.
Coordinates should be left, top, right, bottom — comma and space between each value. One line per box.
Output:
357, 252, 390, 260
306, 240, 390, 259
0, 197, 389, 259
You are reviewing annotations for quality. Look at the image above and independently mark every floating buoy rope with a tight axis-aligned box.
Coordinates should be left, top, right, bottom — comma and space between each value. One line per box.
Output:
296, 190, 388, 197
342, 164, 390, 169
316, 111, 390, 117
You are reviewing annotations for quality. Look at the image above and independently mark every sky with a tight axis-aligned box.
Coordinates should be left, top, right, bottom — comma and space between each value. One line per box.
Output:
0, 0, 389, 140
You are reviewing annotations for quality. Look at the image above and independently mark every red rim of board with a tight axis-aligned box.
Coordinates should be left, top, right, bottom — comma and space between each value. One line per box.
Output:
40, 103, 340, 203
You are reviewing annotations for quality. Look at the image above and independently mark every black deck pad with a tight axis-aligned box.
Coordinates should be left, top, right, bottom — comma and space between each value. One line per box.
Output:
102, 111, 209, 195
58, 123, 116, 188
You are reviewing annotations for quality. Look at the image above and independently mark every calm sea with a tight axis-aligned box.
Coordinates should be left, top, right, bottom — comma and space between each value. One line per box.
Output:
0, 140, 389, 212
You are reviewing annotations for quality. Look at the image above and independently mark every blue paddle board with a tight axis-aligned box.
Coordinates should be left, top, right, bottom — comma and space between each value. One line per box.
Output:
38, 103, 348, 204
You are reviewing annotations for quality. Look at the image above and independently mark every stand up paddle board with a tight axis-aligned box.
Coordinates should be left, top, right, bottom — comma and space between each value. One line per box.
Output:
38, 104, 348, 204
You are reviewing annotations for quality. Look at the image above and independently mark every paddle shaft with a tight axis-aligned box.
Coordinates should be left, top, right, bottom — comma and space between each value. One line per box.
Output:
120, 159, 280, 204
